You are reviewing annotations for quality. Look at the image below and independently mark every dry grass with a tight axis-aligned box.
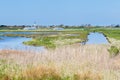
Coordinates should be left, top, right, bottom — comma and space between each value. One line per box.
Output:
21, 66, 61, 80
74, 71, 102, 80
21, 66, 102, 80
0, 43, 120, 80
108, 38, 120, 48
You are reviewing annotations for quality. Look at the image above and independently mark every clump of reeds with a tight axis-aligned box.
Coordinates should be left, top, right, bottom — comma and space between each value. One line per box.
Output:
19, 65, 102, 80
21, 66, 61, 80
73, 71, 102, 80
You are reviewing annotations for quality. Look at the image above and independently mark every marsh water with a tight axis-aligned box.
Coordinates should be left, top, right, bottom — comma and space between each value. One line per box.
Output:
0, 32, 58, 51
0, 32, 46, 52
86, 32, 108, 44
0, 36, 45, 52
0, 32, 58, 35
0, 32, 108, 51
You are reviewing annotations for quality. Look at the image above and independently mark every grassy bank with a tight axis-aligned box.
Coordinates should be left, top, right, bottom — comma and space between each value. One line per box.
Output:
23, 31, 88, 48
92, 28, 120, 40
3, 30, 88, 48
23, 37, 56, 48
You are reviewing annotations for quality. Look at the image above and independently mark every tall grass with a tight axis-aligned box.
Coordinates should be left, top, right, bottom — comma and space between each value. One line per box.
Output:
0, 44, 120, 80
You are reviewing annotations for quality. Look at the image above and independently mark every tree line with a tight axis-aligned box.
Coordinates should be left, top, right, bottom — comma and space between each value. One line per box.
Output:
0, 24, 120, 30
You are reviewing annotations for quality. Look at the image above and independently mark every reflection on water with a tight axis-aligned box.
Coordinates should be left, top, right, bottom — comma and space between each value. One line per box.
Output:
0, 36, 45, 52
0, 31, 57, 52
0, 32, 58, 35
86, 32, 108, 44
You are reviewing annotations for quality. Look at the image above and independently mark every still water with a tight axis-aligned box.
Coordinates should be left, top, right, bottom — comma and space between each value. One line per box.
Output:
0, 36, 45, 52
0, 31, 57, 51
86, 32, 109, 44
0, 32, 58, 35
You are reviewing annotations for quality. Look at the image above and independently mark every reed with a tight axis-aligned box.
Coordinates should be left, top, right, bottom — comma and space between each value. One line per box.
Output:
0, 44, 120, 80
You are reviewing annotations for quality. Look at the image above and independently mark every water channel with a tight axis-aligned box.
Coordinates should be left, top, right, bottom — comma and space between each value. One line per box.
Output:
0, 32, 109, 51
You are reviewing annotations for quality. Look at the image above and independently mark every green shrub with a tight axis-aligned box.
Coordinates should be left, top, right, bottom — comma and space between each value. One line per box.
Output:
23, 37, 56, 49
108, 46, 119, 57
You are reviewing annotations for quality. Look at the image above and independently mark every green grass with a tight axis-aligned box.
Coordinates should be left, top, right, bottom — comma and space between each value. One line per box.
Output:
0, 59, 22, 80
108, 46, 119, 57
23, 37, 56, 49
91, 28, 120, 40
3, 30, 89, 48
23, 31, 88, 48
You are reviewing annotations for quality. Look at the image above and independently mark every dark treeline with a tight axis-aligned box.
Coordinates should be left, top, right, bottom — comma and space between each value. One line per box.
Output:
0, 24, 120, 30
0, 25, 26, 30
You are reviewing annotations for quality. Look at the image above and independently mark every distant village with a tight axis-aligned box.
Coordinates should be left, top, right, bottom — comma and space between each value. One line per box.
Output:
0, 24, 120, 30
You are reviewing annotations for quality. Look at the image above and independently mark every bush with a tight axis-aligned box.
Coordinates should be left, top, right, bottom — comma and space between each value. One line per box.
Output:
108, 46, 119, 57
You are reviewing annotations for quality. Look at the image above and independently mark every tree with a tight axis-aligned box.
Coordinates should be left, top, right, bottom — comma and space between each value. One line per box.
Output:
115, 24, 120, 28
0, 25, 7, 27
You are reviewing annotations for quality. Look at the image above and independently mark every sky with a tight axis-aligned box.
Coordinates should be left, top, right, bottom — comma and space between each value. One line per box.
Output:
0, 0, 120, 26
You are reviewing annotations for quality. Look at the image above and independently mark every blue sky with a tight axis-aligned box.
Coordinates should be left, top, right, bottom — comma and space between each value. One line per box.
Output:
0, 0, 120, 25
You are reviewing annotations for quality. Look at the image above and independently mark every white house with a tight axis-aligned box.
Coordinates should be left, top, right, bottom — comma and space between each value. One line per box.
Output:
23, 27, 37, 30
23, 23, 37, 30
53, 28, 64, 31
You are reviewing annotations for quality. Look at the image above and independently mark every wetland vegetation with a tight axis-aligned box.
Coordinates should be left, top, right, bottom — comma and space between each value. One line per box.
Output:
1, 30, 88, 48
0, 26, 120, 80
92, 28, 120, 40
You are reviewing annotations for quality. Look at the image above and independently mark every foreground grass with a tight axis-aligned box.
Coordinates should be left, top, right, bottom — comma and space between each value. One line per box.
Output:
0, 44, 120, 80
